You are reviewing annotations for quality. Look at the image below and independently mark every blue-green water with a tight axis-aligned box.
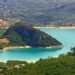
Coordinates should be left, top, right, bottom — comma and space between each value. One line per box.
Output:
0, 28, 75, 62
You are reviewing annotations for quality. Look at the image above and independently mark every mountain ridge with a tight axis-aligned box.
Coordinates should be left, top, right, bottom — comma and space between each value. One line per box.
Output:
0, 0, 75, 26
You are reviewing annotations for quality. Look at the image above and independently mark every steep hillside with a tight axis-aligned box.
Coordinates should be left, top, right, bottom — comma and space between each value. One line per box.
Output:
2, 22, 62, 47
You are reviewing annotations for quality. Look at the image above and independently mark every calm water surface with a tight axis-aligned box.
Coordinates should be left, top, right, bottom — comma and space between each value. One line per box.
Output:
0, 28, 75, 62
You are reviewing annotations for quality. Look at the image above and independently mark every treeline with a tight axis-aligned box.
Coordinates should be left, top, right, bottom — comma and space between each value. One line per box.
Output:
0, 47, 75, 75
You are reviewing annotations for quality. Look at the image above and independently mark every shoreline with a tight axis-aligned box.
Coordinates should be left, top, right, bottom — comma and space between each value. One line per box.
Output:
46, 45, 63, 49
1, 45, 63, 51
2, 45, 31, 51
0, 59, 36, 63
34, 26, 75, 29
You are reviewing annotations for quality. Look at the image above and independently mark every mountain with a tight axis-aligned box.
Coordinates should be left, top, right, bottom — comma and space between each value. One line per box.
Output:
0, 0, 75, 26
2, 22, 62, 48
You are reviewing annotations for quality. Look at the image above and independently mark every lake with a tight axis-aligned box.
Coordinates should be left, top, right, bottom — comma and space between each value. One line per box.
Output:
0, 28, 75, 62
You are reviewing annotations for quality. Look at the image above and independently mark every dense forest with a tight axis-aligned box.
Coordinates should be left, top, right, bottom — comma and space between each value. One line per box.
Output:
0, 47, 75, 75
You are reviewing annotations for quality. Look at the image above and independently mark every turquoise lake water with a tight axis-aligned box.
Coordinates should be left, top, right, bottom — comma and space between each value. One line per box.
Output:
0, 28, 75, 62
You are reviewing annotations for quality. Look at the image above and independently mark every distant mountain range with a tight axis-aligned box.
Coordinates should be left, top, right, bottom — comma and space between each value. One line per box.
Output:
0, 0, 75, 26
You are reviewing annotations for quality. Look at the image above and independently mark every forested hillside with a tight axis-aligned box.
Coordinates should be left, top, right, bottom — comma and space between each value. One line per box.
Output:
0, 22, 62, 48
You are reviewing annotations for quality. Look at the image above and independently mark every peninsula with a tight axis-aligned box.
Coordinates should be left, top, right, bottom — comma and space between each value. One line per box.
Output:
0, 22, 62, 50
